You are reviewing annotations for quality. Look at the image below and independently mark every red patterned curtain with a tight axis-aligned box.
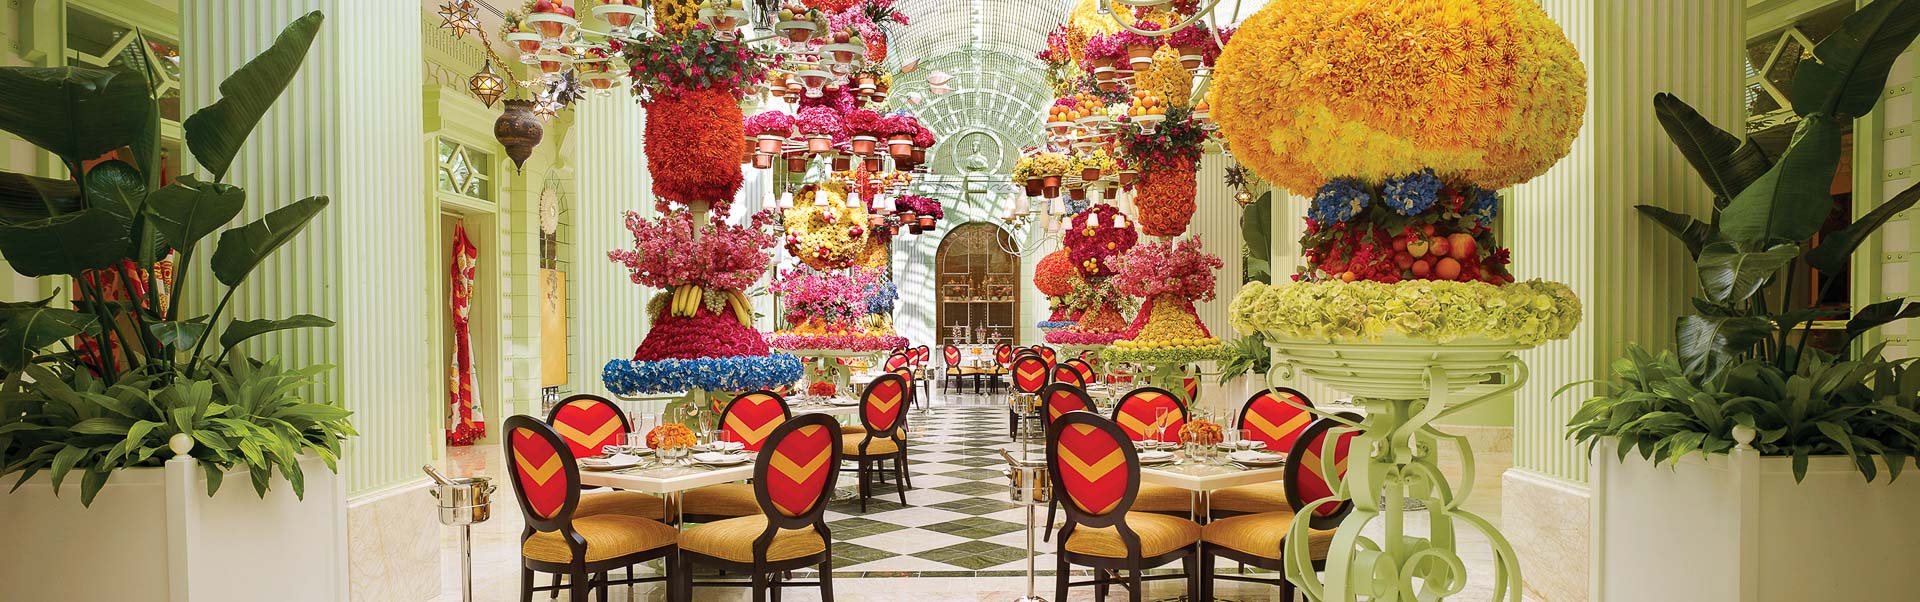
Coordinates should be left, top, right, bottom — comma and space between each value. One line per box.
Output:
447, 223, 485, 445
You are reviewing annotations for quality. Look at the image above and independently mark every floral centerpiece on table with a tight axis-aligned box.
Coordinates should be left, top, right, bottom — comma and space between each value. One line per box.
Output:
646, 423, 697, 450
1103, 238, 1231, 364
1048, 204, 1138, 345
769, 267, 909, 351
1035, 249, 1083, 330
1179, 419, 1224, 446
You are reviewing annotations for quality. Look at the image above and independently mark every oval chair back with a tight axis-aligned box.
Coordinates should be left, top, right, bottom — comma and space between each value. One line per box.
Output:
884, 352, 910, 371
1063, 358, 1095, 384
943, 344, 962, 368
913, 345, 930, 366
1112, 387, 1187, 443
1011, 355, 1052, 395
1047, 412, 1140, 531
754, 413, 844, 524
1035, 345, 1058, 369
891, 366, 917, 407
994, 343, 1014, 366
1040, 383, 1095, 426
1052, 363, 1086, 388
503, 415, 583, 529
1237, 387, 1315, 452
858, 373, 910, 439
546, 394, 630, 459
720, 390, 792, 451
1181, 375, 1199, 405
1284, 412, 1364, 529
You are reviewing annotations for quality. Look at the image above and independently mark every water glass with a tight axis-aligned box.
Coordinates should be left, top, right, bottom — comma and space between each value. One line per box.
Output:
1238, 429, 1257, 451
1223, 429, 1241, 452
627, 432, 647, 451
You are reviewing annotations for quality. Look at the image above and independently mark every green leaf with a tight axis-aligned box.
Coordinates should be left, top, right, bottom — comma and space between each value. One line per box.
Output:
1677, 315, 1774, 381
143, 175, 245, 254
1696, 242, 1799, 304
0, 172, 82, 224
1652, 93, 1774, 204
83, 160, 146, 223
0, 307, 96, 371
219, 314, 334, 351
48, 444, 87, 494
0, 209, 134, 277
1844, 298, 1920, 342
209, 196, 329, 287
1790, 0, 1920, 118
78, 464, 111, 506
1807, 181, 1920, 273
1719, 116, 1843, 243
182, 12, 324, 181
200, 459, 225, 497
148, 320, 210, 351
0, 66, 153, 164
1635, 204, 1714, 258
68, 417, 131, 436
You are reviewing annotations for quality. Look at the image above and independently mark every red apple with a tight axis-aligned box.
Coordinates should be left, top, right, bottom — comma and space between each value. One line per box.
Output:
1411, 259, 1432, 278
1392, 237, 1409, 252
1393, 251, 1415, 269
1435, 257, 1462, 280
1429, 236, 1451, 258
1448, 233, 1477, 260
1421, 223, 1437, 236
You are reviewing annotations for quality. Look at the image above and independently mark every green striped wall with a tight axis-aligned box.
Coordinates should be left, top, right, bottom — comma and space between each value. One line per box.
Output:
569, 95, 656, 402
181, 0, 436, 496
1507, 0, 1745, 483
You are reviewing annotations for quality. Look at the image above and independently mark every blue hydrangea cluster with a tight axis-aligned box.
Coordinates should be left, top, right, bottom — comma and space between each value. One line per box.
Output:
1308, 178, 1371, 224
1381, 169, 1443, 216
865, 280, 898, 315
602, 353, 805, 395
1466, 188, 1500, 225
1037, 320, 1078, 330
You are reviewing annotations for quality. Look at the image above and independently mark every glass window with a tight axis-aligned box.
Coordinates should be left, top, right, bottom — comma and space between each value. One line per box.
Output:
435, 138, 494, 202
66, 7, 183, 123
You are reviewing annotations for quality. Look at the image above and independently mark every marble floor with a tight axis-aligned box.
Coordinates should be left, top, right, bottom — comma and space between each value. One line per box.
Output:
431, 386, 1529, 601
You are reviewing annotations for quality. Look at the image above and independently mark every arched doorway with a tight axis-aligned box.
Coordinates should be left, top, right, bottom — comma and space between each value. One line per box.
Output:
934, 222, 1020, 347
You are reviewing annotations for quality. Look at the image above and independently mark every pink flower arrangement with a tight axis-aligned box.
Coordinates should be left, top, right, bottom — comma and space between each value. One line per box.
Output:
797, 85, 859, 115
911, 119, 936, 147
744, 111, 795, 137
607, 208, 780, 291
770, 266, 881, 326
1166, 26, 1214, 54
1111, 27, 1162, 55
769, 333, 909, 352
1106, 237, 1222, 301
846, 108, 883, 137
878, 113, 919, 139
1053, 97, 1079, 110
632, 306, 772, 361
796, 106, 848, 142
1045, 330, 1126, 345
893, 195, 943, 219
1062, 204, 1139, 279
1083, 33, 1124, 63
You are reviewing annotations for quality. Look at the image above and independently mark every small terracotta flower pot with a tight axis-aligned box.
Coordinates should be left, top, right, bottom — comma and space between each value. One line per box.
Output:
863, 156, 882, 171
1024, 179, 1044, 197
1069, 187, 1087, 201
899, 211, 916, 225
757, 135, 785, 154
1118, 170, 1138, 186
1043, 185, 1061, 199
807, 135, 832, 153
1127, 45, 1156, 67
888, 136, 913, 157
752, 153, 774, 169
1103, 187, 1118, 200
917, 215, 935, 227
910, 148, 926, 164
1043, 175, 1062, 189
787, 155, 808, 171
1081, 167, 1100, 181
832, 154, 851, 171
851, 136, 877, 155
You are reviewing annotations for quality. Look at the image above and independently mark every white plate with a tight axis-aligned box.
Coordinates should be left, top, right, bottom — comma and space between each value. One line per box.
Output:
829, 398, 861, 406
1138, 450, 1176, 464
1230, 450, 1286, 466
693, 452, 752, 465
699, 441, 745, 453
580, 454, 645, 471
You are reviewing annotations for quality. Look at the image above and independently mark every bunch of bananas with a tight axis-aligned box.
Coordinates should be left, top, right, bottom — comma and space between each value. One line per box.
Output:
663, 284, 758, 327
667, 284, 706, 318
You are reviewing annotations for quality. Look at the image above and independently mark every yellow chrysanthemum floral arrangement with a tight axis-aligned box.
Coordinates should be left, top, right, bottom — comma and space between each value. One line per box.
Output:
1208, 0, 1586, 194
1229, 279, 1582, 346
781, 182, 870, 271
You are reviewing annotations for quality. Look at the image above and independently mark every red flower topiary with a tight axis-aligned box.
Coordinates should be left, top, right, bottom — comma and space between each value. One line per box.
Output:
1135, 158, 1197, 237
645, 87, 745, 209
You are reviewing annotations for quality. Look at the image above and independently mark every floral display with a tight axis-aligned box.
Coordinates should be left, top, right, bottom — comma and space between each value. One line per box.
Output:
1033, 249, 1080, 298
846, 108, 883, 138
1062, 204, 1138, 279
1179, 419, 1224, 446
607, 208, 779, 291
893, 195, 943, 220
646, 423, 698, 450
796, 105, 849, 142
1134, 162, 1196, 237
782, 182, 870, 270
604, 351, 804, 396
744, 111, 795, 137
1228, 279, 1583, 346
1107, 238, 1220, 301
1298, 180, 1512, 284
768, 332, 909, 352
807, 380, 838, 397
1208, 0, 1586, 194
864, 277, 898, 315
772, 266, 878, 327
1076, 150, 1117, 178
620, 25, 772, 101
645, 87, 746, 208
1117, 104, 1205, 169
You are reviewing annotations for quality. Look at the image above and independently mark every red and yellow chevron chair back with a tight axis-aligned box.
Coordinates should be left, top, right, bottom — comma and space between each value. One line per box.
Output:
994, 343, 1013, 365
1112, 387, 1186, 442
912, 345, 930, 365
1011, 356, 1051, 394
1048, 413, 1136, 518
1052, 364, 1086, 388
860, 373, 909, 433
1285, 412, 1364, 527
1065, 358, 1095, 383
1181, 376, 1199, 403
1238, 387, 1314, 452
722, 391, 791, 451
503, 416, 577, 523
885, 353, 910, 371
1042, 383, 1094, 423
757, 415, 841, 519
1036, 346, 1057, 367
546, 394, 629, 459
944, 345, 962, 367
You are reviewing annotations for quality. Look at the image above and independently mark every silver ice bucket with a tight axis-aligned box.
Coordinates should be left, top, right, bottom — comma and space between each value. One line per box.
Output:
430, 477, 495, 526
1002, 453, 1050, 505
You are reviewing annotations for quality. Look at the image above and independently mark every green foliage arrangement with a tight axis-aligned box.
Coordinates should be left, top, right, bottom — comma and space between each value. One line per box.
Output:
1216, 333, 1272, 386
0, 12, 351, 505
1228, 279, 1582, 346
1568, 2, 1920, 481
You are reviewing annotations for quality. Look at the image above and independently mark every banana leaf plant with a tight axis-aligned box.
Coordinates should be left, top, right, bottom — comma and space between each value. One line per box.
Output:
1570, 1, 1920, 481
0, 12, 353, 506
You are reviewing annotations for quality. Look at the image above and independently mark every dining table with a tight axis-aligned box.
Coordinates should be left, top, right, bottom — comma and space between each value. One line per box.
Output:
1139, 456, 1287, 524
579, 459, 755, 526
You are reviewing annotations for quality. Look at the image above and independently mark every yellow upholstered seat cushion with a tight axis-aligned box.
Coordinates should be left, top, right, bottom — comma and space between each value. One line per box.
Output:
681, 483, 761, 518
840, 423, 868, 435
841, 433, 901, 456
1201, 511, 1337, 560
522, 515, 676, 564
574, 490, 665, 520
960, 367, 986, 375
679, 515, 828, 563
1129, 482, 1193, 514
1063, 512, 1201, 558
1207, 482, 1289, 516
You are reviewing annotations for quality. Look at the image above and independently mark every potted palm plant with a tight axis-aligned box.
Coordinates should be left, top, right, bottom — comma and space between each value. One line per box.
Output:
0, 12, 355, 602
1567, 4, 1920, 601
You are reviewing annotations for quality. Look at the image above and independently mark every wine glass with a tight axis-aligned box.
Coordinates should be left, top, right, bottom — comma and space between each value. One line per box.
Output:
1237, 429, 1256, 451
1154, 408, 1171, 447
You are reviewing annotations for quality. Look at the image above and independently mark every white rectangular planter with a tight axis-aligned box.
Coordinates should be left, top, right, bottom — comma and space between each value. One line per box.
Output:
1592, 438, 1920, 602
0, 454, 348, 602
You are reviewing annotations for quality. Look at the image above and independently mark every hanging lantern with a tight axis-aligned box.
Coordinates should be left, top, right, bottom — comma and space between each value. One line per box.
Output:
813, 188, 831, 207
777, 188, 796, 209
1235, 189, 1255, 208
467, 61, 505, 108
494, 99, 543, 170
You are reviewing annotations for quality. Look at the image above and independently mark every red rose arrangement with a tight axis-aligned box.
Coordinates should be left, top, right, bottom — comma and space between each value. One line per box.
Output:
1062, 204, 1138, 279
807, 380, 838, 397
645, 86, 745, 210
1134, 162, 1197, 237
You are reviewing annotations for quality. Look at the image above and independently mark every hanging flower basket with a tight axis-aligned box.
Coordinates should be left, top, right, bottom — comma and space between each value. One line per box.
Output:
917, 215, 935, 228
1127, 44, 1157, 68
806, 135, 832, 154
888, 135, 913, 157
1025, 179, 1044, 197
1118, 170, 1138, 185
832, 154, 851, 171
1103, 187, 1118, 200
899, 211, 917, 224
863, 156, 882, 171
752, 153, 774, 169
850, 135, 877, 155
909, 147, 926, 164
1081, 167, 1101, 181
1069, 187, 1087, 201
786, 155, 808, 171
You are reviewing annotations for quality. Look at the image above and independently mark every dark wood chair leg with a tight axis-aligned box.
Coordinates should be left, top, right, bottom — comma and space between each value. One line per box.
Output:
1127, 560, 1144, 602
893, 456, 909, 505
1183, 553, 1199, 601
548, 573, 562, 599
751, 570, 769, 602
858, 458, 871, 512
820, 558, 835, 600
520, 567, 535, 602
1042, 499, 1059, 542
595, 571, 610, 602
568, 570, 592, 602
1200, 549, 1217, 601
770, 571, 783, 602
1055, 555, 1071, 602
672, 551, 692, 602
1094, 568, 1109, 600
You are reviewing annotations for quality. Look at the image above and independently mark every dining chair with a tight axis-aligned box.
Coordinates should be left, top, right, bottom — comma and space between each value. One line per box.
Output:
1211, 387, 1315, 518
1053, 363, 1087, 388
884, 351, 910, 372
1037, 383, 1095, 543
504, 416, 681, 602
1181, 374, 1200, 406
844, 373, 911, 512
1048, 412, 1201, 602
674, 413, 842, 602
1108, 387, 1196, 517
545, 394, 665, 521
683, 391, 792, 524
1198, 412, 1361, 601
1035, 345, 1058, 369
942, 344, 964, 394
1063, 357, 1096, 385
1008, 354, 1052, 439
911, 345, 933, 391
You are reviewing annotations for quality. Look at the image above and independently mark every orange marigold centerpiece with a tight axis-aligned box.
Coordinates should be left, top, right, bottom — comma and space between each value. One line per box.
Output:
646, 423, 697, 450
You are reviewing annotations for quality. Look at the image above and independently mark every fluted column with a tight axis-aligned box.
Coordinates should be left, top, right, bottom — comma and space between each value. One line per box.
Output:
570, 95, 655, 401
